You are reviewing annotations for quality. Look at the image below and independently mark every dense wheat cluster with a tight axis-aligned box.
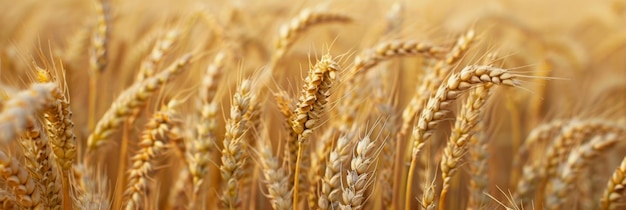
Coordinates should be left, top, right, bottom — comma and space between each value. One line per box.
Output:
1, 0, 626, 209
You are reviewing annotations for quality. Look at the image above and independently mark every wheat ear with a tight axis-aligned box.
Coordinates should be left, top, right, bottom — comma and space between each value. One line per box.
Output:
291, 54, 339, 207
87, 53, 192, 151
396, 35, 477, 199
466, 134, 489, 209
87, 0, 110, 131
259, 140, 293, 210
89, 0, 109, 74
33, 67, 76, 209
545, 133, 620, 209
273, 90, 301, 189
465, 52, 497, 210
20, 122, 62, 209
308, 127, 337, 209
34, 67, 77, 171
384, 31, 474, 208
0, 151, 43, 209
439, 84, 491, 209
351, 40, 449, 79
318, 133, 353, 209
188, 52, 225, 209
340, 134, 379, 209
405, 65, 520, 209
0, 83, 61, 143
123, 101, 183, 210
601, 156, 626, 210
219, 79, 252, 209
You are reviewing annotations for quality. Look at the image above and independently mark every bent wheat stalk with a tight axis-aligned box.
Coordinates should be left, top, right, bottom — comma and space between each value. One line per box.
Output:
405, 65, 521, 209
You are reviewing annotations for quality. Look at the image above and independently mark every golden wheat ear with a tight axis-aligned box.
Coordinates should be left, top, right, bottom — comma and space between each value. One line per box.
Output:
19, 122, 62, 209
318, 133, 354, 210
186, 51, 226, 209
289, 54, 339, 208
123, 101, 183, 210
258, 138, 293, 210
439, 84, 492, 209
339, 133, 380, 209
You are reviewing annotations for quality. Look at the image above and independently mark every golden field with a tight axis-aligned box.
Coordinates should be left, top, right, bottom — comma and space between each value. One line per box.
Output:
0, 0, 625, 209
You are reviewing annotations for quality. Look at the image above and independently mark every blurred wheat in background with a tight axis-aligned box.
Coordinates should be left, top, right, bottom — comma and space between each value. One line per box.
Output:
0, 0, 625, 209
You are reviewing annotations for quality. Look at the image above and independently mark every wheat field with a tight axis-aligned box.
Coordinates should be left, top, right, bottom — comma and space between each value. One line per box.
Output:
1, 0, 625, 209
